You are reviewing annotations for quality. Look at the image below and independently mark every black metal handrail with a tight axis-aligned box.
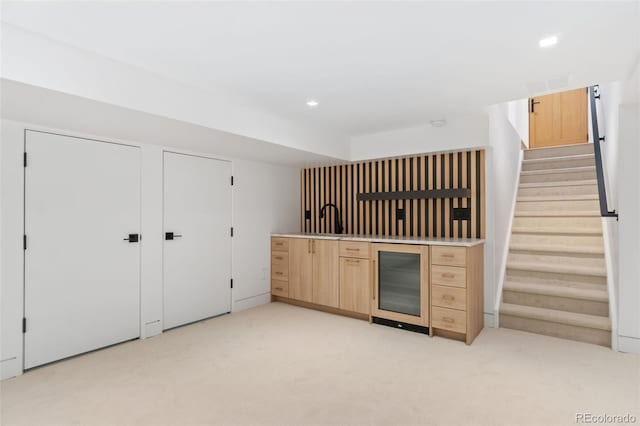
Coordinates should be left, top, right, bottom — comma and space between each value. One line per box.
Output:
589, 85, 618, 218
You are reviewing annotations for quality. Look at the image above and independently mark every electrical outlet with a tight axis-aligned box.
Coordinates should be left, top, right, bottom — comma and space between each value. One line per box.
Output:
452, 207, 471, 221
261, 267, 267, 280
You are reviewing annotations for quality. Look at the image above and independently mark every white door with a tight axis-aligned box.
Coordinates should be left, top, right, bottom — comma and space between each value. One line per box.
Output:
163, 152, 232, 329
24, 131, 141, 369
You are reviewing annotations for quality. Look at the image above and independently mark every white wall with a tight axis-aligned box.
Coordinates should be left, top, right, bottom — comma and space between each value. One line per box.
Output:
617, 104, 640, 353
0, 119, 300, 379
232, 160, 300, 311
349, 113, 489, 161
505, 98, 529, 148
598, 81, 624, 211
0, 121, 25, 380
487, 103, 524, 322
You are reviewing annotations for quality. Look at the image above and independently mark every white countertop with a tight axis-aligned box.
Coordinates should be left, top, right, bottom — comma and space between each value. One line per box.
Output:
271, 233, 484, 247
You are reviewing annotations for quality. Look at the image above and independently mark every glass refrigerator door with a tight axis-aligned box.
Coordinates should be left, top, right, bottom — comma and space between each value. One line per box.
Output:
378, 251, 421, 316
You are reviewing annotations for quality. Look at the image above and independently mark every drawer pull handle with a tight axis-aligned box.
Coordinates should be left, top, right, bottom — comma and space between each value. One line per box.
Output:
442, 295, 455, 301
442, 273, 455, 279
275, 287, 283, 291
275, 271, 283, 275
275, 242, 283, 246
345, 259, 361, 264
345, 248, 360, 251
441, 254, 454, 258
274, 256, 283, 260
442, 317, 455, 324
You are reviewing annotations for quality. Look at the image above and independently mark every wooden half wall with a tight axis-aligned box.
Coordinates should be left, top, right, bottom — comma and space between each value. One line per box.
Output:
300, 149, 485, 239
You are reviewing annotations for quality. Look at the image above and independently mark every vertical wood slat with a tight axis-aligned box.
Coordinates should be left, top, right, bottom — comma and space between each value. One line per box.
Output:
471, 152, 477, 239
412, 156, 418, 237
358, 163, 364, 235
405, 158, 411, 236
444, 154, 450, 238
480, 150, 486, 239
300, 150, 484, 239
396, 159, 403, 237
377, 161, 383, 236
420, 155, 426, 238
302, 169, 306, 232
461, 153, 468, 238
435, 154, 441, 238
342, 164, 347, 234
391, 159, 397, 236
452, 152, 458, 238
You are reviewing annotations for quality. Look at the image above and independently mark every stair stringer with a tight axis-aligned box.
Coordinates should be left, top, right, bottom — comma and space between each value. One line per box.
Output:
493, 148, 524, 327
602, 216, 619, 351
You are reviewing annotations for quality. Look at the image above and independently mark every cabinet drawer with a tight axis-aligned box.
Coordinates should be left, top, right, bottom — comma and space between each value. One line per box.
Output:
339, 241, 369, 259
431, 265, 466, 288
432, 306, 466, 334
432, 285, 466, 311
271, 261, 288, 280
271, 252, 288, 266
271, 279, 289, 297
271, 238, 289, 252
431, 246, 466, 267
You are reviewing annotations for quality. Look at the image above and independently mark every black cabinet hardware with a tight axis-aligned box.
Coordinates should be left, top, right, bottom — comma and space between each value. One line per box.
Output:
124, 233, 140, 243
165, 232, 182, 240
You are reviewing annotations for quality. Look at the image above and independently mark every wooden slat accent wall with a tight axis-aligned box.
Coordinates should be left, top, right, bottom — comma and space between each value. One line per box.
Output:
301, 149, 485, 239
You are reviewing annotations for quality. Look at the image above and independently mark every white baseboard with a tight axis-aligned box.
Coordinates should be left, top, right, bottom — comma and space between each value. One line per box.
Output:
0, 357, 22, 381
232, 292, 271, 312
484, 312, 496, 328
618, 336, 640, 354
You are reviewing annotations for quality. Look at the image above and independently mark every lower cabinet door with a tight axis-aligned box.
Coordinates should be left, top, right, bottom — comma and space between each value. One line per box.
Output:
339, 257, 370, 314
289, 238, 313, 302
312, 240, 340, 308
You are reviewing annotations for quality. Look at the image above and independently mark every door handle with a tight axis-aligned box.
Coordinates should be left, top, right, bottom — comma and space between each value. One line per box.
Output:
530, 98, 541, 113
165, 232, 183, 240
124, 233, 140, 243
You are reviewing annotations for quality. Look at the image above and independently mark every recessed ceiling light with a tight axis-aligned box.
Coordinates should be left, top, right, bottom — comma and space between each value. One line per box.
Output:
538, 35, 558, 48
306, 100, 319, 107
430, 119, 447, 127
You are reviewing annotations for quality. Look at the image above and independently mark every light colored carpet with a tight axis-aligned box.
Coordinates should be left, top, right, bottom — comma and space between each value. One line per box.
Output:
1, 302, 638, 426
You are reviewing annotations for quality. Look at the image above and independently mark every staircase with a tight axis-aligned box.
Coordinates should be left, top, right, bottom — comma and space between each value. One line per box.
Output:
499, 143, 611, 347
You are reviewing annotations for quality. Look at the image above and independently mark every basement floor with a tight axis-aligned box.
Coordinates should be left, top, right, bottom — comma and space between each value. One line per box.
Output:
1, 302, 638, 426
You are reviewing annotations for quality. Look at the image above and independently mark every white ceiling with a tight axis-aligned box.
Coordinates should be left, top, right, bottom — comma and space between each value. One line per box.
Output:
1, 79, 338, 166
1, 1, 639, 137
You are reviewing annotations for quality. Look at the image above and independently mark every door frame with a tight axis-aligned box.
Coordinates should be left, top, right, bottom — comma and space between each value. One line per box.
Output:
161, 150, 234, 330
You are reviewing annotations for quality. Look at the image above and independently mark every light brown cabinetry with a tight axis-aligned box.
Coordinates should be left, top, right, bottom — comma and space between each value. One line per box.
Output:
282, 238, 339, 307
339, 241, 371, 315
312, 239, 339, 308
271, 237, 290, 297
289, 238, 313, 302
429, 245, 484, 345
272, 235, 484, 345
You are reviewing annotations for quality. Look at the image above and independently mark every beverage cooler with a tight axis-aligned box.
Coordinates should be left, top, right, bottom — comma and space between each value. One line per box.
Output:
371, 243, 429, 330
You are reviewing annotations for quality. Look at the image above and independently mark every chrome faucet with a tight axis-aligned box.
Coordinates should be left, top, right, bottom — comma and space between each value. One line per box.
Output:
319, 203, 344, 234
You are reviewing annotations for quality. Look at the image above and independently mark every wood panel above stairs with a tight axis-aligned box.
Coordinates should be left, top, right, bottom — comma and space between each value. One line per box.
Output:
499, 143, 611, 347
